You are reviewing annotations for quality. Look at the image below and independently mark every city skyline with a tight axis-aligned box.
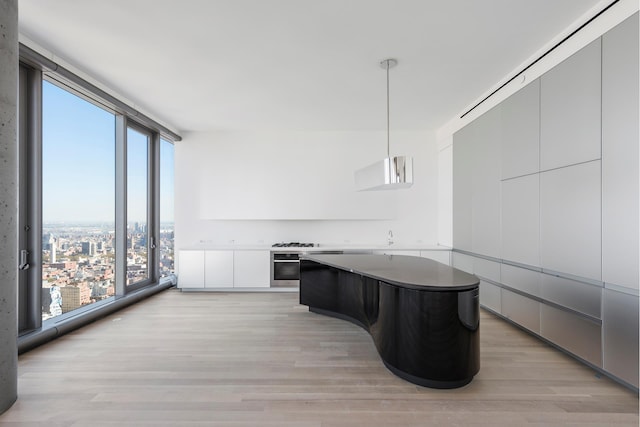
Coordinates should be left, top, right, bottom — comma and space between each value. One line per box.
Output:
40, 79, 175, 322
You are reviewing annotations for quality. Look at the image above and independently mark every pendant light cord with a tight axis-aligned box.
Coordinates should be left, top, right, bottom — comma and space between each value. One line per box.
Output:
386, 60, 390, 158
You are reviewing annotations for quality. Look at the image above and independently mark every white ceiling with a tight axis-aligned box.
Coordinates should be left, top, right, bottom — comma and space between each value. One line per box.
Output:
18, 0, 604, 134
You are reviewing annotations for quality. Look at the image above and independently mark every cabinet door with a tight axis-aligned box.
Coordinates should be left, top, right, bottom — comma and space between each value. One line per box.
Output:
540, 304, 602, 367
501, 289, 540, 333
602, 13, 639, 290
501, 264, 540, 298
451, 252, 474, 274
234, 250, 270, 288
178, 251, 205, 288
603, 288, 639, 388
479, 280, 501, 314
452, 124, 474, 251
470, 106, 501, 259
501, 174, 540, 267
540, 38, 601, 170
419, 250, 450, 265
540, 161, 601, 281
501, 79, 540, 179
540, 274, 601, 319
473, 257, 500, 283
204, 250, 234, 288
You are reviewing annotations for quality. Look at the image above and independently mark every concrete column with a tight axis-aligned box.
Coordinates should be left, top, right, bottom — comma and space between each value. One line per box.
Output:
0, 0, 19, 415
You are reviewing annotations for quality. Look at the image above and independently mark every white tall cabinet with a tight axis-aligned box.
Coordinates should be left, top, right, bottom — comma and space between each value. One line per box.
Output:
539, 39, 602, 170
452, 13, 639, 389
602, 14, 640, 291
601, 14, 639, 387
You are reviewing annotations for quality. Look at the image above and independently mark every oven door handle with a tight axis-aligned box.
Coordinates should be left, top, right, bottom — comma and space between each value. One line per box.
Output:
273, 260, 300, 263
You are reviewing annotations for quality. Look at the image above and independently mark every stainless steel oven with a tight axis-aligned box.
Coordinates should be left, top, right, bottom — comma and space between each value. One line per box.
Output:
271, 251, 302, 287
270, 243, 341, 287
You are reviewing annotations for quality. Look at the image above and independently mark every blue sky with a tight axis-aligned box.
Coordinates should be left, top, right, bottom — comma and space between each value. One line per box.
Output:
42, 80, 173, 224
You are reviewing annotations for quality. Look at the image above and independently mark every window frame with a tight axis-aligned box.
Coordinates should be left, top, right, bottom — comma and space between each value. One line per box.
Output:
17, 44, 177, 336
123, 122, 160, 292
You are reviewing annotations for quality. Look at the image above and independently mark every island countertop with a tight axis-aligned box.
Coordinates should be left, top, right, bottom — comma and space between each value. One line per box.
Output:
301, 253, 478, 291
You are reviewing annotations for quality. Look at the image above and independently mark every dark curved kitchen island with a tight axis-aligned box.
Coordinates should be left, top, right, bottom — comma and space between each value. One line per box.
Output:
300, 254, 480, 389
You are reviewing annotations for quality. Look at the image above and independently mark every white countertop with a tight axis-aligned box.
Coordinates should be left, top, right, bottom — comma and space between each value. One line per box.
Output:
181, 243, 451, 252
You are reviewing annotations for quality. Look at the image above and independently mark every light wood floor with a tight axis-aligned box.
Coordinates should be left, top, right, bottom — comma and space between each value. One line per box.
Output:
1, 289, 637, 426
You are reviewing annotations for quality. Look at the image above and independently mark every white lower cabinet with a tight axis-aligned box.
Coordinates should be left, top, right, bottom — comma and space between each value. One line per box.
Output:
178, 250, 205, 288
205, 250, 234, 288
179, 249, 270, 289
234, 250, 270, 288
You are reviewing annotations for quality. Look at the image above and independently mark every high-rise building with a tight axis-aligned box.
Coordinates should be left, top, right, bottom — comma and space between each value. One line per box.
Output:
81, 241, 96, 256
43, 232, 56, 263
50, 242, 56, 263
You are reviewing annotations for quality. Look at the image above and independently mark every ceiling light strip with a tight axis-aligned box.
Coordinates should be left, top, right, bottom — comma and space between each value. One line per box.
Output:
460, 0, 620, 119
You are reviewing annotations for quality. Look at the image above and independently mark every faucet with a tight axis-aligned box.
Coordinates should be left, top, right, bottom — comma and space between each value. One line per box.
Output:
388, 230, 394, 246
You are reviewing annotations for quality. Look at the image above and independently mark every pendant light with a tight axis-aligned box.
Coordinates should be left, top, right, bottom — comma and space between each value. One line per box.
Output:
355, 58, 414, 191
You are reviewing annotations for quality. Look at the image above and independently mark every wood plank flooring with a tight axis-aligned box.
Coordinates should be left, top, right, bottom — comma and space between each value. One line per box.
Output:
1, 288, 637, 426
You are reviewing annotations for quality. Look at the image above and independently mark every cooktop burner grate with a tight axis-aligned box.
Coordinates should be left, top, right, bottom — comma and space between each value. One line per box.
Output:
272, 242, 316, 248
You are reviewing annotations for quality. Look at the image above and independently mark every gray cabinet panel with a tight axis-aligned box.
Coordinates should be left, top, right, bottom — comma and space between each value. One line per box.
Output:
500, 174, 540, 267
479, 280, 501, 313
452, 252, 474, 274
473, 256, 501, 282
540, 304, 602, 367
501, 264, 541, 298
603, 288, 639, 388
540, 161, 601, 281
452, 125, 474, 251
540, 38, 601, 170
420, 250, 451, 265
471, 106, 502, 258
602, 13, 640, 290
501, 289, 540, 333
540, 274, 601, 319
501, 79, 540, 179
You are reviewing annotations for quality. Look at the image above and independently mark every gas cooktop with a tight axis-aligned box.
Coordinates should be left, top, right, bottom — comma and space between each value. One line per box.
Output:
272, 242, 317, 248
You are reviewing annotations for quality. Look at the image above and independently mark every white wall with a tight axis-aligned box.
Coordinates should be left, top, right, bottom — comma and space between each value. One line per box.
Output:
175, 130, 438, 250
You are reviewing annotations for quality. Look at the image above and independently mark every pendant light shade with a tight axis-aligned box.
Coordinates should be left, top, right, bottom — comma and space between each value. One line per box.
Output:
355, 58, 414, 191
355, 155, 413, 191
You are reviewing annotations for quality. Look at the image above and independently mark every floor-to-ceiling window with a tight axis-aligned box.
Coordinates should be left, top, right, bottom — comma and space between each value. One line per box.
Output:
17, 46, 179, 337
41, 80, 116, 321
